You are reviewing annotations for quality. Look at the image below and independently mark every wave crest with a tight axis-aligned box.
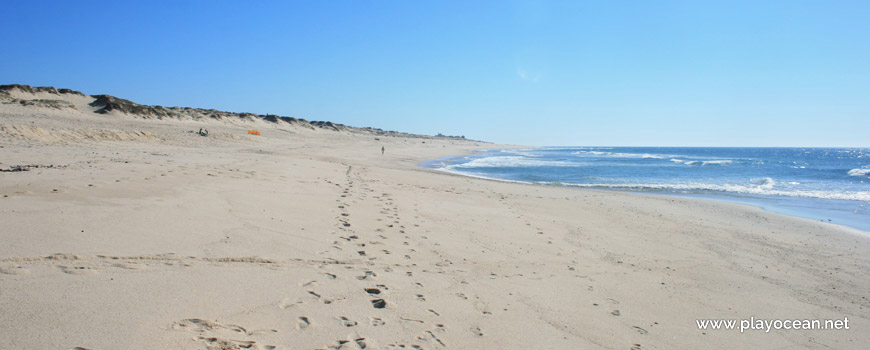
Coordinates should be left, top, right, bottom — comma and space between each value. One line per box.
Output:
451, 156, 578, 169
683, 160, 733, 166
848, 168, 870, 177
546, 181, 870, 201
571, 151, 665, 159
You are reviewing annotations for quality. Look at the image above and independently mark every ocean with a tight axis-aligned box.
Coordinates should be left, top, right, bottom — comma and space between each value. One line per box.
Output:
423, 147, 870, 232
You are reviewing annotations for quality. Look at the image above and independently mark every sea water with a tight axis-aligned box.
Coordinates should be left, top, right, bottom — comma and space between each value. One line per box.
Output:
423, 147, 870, 232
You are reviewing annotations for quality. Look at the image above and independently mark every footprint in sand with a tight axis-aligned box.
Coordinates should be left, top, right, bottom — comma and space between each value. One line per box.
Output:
279, 298, 302, 309
357, 270, 377, 280
339, 316, 358, 327
370, 317, 385, 326
470, 326, 484, 337
326, 338, 367, 350
59, 266, 99, 275
384, 344, 408, 349
308, 290, 334, 304
297, 316, 310, 329
172, 318, 277, 349
110, 262, 149, 271
426, 330, 447, 346
371, 299, 387, 309
0, 266, 31, 275
198, 338, 257, 349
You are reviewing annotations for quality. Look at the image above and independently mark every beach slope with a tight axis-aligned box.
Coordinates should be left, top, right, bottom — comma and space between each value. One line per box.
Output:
2, 85, 868, 349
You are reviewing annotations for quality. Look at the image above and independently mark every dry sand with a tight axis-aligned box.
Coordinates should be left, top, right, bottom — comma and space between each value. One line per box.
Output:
2, 87, 869, 349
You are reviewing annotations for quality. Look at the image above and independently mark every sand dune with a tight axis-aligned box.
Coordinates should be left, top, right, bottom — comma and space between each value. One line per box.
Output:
1, 85, 868, 349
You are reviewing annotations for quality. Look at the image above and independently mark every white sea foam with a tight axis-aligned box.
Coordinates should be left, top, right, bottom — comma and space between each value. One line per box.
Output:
702, 160, 733, 166
548, 181, 870, 201
450, 156, 579, 169
496, 149, 548, 158
556, 146, 613, 150
571, 151, 666, 159
752, 177, 776, 190
640, 154, 664, 159
683, 160, 733, 166
432, 150, 870, 203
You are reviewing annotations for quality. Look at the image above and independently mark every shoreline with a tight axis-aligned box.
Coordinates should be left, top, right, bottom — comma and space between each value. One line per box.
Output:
431, 162, 870, 234
425, 150, 870, 233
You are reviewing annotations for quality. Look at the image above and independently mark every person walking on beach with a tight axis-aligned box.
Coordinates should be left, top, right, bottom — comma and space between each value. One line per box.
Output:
381, 146, 385, 155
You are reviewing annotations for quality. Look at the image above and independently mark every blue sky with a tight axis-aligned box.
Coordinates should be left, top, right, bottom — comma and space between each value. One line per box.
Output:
2, 1, 868, 146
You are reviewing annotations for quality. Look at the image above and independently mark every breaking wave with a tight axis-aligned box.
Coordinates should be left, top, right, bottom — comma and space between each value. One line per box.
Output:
545, 181, 870, 201
848, 168, 870, 177
572, 150, 667, 159
681, 160, 734, 166
449, 156, 579, 169
427, 147, 870, 203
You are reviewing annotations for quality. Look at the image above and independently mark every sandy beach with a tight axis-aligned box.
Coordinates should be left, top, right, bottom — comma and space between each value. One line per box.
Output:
2, 86, 869, 349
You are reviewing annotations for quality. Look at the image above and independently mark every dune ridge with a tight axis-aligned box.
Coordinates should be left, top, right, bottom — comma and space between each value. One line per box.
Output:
1, 84, 470, 140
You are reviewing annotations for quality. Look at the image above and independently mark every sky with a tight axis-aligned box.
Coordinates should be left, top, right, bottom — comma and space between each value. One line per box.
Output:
1, 0, 868, 146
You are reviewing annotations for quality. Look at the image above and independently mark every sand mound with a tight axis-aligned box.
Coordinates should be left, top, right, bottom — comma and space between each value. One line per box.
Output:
0, 124, 159, 142
90, 95, 186, 120
0, 84, 88, 98
2, 84, 485, 142
2, 98, 76, 110
1, 85, 83, 111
